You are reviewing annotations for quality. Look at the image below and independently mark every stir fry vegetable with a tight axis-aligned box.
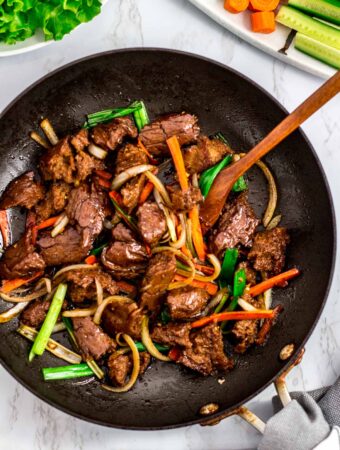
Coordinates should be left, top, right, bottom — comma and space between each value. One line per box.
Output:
248, 268, 300, 297
42, 364, 94, 381
85, 101, 145, 128
228, 268, 247, 311
191, 309, 276, 328
220, 248, 239, 285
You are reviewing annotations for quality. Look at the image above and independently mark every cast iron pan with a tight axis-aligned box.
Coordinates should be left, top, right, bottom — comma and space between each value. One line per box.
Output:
0, 49, 335, 429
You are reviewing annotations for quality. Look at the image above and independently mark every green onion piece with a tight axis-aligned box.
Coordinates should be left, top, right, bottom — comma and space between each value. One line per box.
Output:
212, 132, 230, 146
90, 243, 109, 256
227, 268, 246, 312
199, 155, 233, 198
85, 101, 143, 128
42, 363, 94, 381
133, 101, 150, 131
29, 284, 67, 362
160, 308, 171, 325
134, 341, 169, 352
109, 197, 140, 235
232, 175, 248, 192
220, 248, 239, 285
214, 292, 229, 314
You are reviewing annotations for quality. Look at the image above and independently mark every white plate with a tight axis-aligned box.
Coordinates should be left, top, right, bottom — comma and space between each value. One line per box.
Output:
0, 0, 108, 57
188, 0, 336, 79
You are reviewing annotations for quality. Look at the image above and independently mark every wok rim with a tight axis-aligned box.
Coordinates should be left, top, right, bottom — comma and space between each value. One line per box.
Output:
0, 47, 336, 430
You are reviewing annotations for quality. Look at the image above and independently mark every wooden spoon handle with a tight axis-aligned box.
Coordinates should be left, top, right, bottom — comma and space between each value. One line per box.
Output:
200, 70, 340, 232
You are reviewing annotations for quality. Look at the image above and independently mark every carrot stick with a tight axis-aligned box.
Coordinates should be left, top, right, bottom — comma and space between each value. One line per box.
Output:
116, 280, 137, 296
224, 0, 249, 13
109, 190, 123, 206
95, 170, 112, 180
85, 255, 97, 265
191, 309, 275, 328
248, 268, 300, 297
138, 181, 154, 205
166, 136, 189, 191
249, 0, 279, 11
1, 271, 44, 294
0, 210, 10, 248
173, 274, 218, 296
251, 11, 275, 33
194, 263, 215, 275
181, 244, 192, 259
96, 177, 111, 189
138, 139, 158, 165
35, 215, 61, 231
188, 205, 206, 261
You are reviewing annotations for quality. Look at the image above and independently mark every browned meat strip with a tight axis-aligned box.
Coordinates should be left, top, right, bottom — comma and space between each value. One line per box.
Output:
91, 117, 137, 151
38, 227, 90, 266
107, 351, 150, 387
0, 229, 45, 279
71, 129, 90, 152
177, 324, 233, 376
248, 227, 290, 274
237, 261, 257, 286
166, 286, 210, 320
66, 184, 105, 247
0, 171, 45, 210
63, 269, 119, 303
140, 252, 176, 312
35, 182, 71, 221
102, 301, 143, 339
121, 175, 146, 213
39, 137, 76, 184
183, 136, 232, 174
136, 201, 166, 246
72, 316, 114, 360
209, 193, 259, 255
139, 113, 200, 156
75, 150, 105, 183
114, 143, 148, 175
167, 185, 203, 212
21, 299, 51, 328
151, 323, 192, 348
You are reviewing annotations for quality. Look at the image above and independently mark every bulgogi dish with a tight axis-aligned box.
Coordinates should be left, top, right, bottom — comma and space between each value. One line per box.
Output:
0, 101, 299, 391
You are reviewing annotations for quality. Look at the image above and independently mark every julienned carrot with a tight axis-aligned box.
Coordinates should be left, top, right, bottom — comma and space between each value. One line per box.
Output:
224, 0, 249, 13
138, 181, 154, 205
173, 274, 218, 296
181, 244, 192, 259
109, 190, 123, 206
0, 210, 10, 247
249, 0, 279, 11
1, 271, 44, 294
194, 263, 215, 275
189, 205, 206, 262
138, 139, 158, 165
166, 136, 189, 191
96, 177, 111, 189
116, 280, 137, 295
95, 170, 112, 180
85, 255, 97, 265
251, 11, 275, 33
191, 309, 275, 328
35, 215, 61, 231
248, 268, 300, 297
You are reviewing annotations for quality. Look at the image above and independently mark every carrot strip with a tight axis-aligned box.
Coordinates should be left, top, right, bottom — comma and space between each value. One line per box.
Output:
194, 263, 215, 275
0, 210, 10, 248
95, 170, 112, 180
138, 181, 154, 205
138, 139, 158, 165
1, 271, 44, 294
189, 205, 206, 262
256, 305, 283, 345
96, 177, 111, 189
249, 0, 279, 11
166, 136, 189, 191
191, 309, 275, 328
173, 274, 218, 296
224, 0, 249, 13
109, 190, 123, 206
248, 268, 300, 297
85, 255, 97, 265
251, 11, 275, 33
116, 280, 137, 296
168, 347, 181, 362
181, 244, 192, 259
35, 215, 61, 231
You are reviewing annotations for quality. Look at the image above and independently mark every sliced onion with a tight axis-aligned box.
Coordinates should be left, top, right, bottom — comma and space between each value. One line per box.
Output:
152, 246, 195, 290
95, 278, 103, 306
256, 160, 278, 228
144, 171, 172, 207
88, 143, 108, 160
263, 288, 273, 310
35, 277, 52, 294
93, 295, 133, 325
30, 131, 50, 149
40, 118, 58, 145
52, 322, 66, 333
141, 316, 170, 362
17, 324, 82, 364
238, 297, 257, 312
153, 188, 176, 242
176, 254, 220, 283
86, 359, 104, 380
203, 288, 228, 315
170, 213, 186, 249
62, 306, 97, 318
266, 214, 282, 231
0, 302, 29, 323
53, 264, 98, 280
102, 334, 140, 393
0, 288, 47, 303
185, 217, 195, 256
51, 214, 69, 238
111, 164, 154, 190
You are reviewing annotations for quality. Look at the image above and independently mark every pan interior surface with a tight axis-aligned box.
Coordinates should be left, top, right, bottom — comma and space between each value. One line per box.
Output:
0, 49, 335, 429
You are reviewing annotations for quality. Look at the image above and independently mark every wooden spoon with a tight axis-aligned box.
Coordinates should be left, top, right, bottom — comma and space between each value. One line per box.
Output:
200, 70, 340, 234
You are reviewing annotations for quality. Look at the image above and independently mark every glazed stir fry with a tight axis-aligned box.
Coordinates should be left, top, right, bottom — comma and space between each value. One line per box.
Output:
0, 101, 300, 392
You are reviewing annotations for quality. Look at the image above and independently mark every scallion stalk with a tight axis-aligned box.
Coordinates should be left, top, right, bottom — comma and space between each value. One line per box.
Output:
84, 100, 143, 128
133, 101, 150, 131
220, 248, 239, 285
42, 363, 94, 381
134, 341, 169, 352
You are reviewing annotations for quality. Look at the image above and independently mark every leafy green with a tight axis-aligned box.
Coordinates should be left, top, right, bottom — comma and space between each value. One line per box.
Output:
0, 0, 102, 44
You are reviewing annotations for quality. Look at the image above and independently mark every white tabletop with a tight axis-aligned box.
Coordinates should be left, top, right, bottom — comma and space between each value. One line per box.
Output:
0, 1, 339, 449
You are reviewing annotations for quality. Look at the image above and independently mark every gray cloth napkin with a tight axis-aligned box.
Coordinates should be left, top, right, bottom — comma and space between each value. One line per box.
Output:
258, 377, 340, 450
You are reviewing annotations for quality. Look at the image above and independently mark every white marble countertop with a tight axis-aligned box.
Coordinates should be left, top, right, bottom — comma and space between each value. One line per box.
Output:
0, 1, 339, 449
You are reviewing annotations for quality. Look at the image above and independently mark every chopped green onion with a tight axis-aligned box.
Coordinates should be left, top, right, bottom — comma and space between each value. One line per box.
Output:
133, 101, 150, 131
220, 248, 239, 285
160, 308, 171, 325
29, 284, 67, 362
232, 175, 248, 192
199, 155, 233, 198
84, 101, 144, 128
42, 363, 94, 381
212, 132, 230, 145
134, 341, 169, 352
90, 243, 109, 256
214, 291, 229, 314
109, 196, 140, 235
227, 268, 246, 312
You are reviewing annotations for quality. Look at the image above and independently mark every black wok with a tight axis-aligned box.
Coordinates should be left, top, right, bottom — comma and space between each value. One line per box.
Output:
0, 49, 335, 429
